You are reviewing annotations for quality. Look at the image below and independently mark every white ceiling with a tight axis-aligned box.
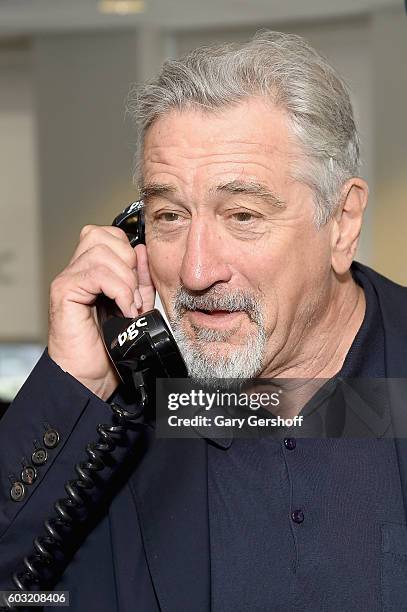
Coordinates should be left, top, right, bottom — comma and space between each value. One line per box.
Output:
0, 0, 402, 35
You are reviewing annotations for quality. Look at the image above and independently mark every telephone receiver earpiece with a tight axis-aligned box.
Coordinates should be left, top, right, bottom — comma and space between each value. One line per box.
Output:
96, 200, 187, 385
111, 199, 146, 247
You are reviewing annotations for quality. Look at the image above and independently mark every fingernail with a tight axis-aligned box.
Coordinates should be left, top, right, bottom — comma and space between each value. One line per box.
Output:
130, 303, 139, 318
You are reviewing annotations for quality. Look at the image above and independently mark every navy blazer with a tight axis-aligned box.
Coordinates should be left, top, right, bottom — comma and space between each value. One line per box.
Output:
1, 261, 407, 612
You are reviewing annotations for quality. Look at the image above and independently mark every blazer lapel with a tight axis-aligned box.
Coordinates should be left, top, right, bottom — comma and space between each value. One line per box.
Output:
128, 429, 211, 612
381, 324, 407, 524
359, 261, 407, 523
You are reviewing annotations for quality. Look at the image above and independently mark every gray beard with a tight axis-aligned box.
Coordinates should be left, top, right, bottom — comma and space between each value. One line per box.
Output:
170, 315, 267, 380
168, 285, 268, 381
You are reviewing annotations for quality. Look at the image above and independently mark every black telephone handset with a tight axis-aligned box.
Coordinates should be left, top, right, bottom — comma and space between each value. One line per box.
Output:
6, 202, 187, 604
97, 200, 187, 387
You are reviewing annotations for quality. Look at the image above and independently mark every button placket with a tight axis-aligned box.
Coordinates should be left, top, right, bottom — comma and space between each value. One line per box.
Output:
283, 438, 304, 526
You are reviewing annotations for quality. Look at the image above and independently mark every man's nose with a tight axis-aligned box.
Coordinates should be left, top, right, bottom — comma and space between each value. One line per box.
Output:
179, 219, 232, 291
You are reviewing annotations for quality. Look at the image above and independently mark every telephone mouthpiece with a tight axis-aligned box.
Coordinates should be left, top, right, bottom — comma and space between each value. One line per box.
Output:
99, 307, 188, 383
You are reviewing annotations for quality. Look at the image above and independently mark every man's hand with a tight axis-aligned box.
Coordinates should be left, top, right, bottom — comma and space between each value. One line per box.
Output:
48, 225, 156, 401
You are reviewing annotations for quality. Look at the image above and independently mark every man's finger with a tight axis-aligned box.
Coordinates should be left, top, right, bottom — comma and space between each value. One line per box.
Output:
134, 244, 156, 311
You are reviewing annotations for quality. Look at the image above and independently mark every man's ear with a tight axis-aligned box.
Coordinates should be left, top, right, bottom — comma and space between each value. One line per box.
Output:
331, 177, 369, 275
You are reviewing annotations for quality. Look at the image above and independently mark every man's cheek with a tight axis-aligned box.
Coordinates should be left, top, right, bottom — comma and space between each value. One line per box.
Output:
147, 250, 175, 289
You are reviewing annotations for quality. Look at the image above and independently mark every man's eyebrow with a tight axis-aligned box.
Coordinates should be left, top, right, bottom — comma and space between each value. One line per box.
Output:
140, 180, 286, 209
212, 180, 286, 208
140, 183, 178, 201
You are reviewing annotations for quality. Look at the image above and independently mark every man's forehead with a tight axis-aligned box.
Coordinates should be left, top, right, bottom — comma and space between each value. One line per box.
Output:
138, 100, 302, 200
142, 98, 294, 153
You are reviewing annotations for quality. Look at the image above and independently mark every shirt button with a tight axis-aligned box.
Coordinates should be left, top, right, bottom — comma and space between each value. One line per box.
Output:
43, 429, 60, 449
21, 465, 37, 485
32, 448, 48, 466
284, 438, 296, 450
10, 481, 25, 502
291, 509, 304, 524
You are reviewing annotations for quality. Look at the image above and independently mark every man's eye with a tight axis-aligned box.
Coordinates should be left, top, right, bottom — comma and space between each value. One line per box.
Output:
232, 211, 256, 222
156, 212, 180, 222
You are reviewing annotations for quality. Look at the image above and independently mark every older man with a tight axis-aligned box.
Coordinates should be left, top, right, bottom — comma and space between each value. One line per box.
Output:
1, 31, 407, 612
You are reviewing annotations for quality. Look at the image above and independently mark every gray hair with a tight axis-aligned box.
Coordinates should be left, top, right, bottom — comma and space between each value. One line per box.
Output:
127, 30, 361, 226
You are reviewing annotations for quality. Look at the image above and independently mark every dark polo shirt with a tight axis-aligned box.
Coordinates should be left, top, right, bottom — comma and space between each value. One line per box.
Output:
207, 269, 406, 611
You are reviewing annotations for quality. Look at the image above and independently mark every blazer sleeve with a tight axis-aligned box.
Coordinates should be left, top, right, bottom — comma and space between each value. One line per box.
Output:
0, 349, 148, 592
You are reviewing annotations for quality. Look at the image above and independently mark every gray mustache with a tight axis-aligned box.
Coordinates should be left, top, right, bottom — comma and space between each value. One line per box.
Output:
173, 287, 264, 324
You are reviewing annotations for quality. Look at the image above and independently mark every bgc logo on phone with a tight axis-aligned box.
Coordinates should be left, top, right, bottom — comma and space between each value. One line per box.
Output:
117, 317, 148, 347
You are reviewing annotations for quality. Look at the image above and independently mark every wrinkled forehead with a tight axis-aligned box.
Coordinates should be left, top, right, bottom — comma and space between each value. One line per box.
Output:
136, 99, 302, 189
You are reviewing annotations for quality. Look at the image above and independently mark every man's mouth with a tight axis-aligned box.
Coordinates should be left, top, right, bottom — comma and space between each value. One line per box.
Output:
186, 308, 246, 327
199, 309, 231, 315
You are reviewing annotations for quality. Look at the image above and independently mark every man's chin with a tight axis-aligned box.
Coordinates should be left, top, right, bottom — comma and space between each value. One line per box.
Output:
190, 340, 241, 360
174, 335, 266, 379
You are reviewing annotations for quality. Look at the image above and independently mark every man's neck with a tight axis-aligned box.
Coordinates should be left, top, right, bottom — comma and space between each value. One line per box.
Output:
256, 272, 366, 418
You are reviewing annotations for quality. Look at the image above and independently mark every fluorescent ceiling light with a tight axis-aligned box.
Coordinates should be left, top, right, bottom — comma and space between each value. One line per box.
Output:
98, 0, 145, 15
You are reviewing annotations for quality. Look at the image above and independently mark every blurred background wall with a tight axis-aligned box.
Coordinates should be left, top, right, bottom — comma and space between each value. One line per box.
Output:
0, 0, 405, 393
